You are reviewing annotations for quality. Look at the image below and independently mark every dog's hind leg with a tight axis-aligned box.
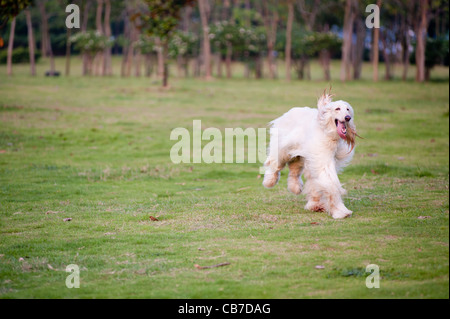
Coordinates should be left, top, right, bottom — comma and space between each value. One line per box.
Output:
287, 156, 304, 195
262, 156, 285, 188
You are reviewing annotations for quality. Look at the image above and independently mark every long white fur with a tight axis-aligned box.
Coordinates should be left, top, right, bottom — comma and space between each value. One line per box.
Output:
262, 92, 356, 219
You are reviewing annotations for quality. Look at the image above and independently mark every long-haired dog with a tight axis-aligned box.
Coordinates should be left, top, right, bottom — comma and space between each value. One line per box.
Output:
262, 90, 358, 219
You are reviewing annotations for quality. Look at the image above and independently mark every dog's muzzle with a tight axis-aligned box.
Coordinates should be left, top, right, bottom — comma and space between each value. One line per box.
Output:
335, 119, 347, 139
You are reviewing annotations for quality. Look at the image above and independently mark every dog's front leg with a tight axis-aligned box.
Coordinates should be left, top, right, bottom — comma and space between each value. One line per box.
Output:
306, 163, 352, 219
327, 193, 352, 219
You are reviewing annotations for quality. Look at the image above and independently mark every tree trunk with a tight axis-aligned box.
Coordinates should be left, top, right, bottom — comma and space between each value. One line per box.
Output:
125, 40, 133, 77
135, 48, 142, 77
103, 0, 112, 76
65, 27, 71, 76
82, 0, 91, 76
225, 41, 232, 78
400, 14, 409, 81
296, 59, 304, 80
380, 31, 392, 80
156, 38, 164, 79
372, 0, 382, 81
121, 12, 129, 77
262, 0, 278, 79
39, 1, 55, 74
298, 0, 320, 31
176, 55, 183, 78
320, 49, 331, 81
340, 0, 355, 81
255, 56, 263, 79
6, 17, 16, 77
145, 53, 154, 77
94, 0, 104, 76
25, 9, 36, 76
415, 0, 428, 82
184, 56, 189, 77
124, 5, 136, 78
285, 0, 294, 81
38, 1, 48, 58
352, 17, 365, 79
425, 67, 430, 81
162, 40, 169, 87
198, 0, 212, 80
215, 53, 222, 78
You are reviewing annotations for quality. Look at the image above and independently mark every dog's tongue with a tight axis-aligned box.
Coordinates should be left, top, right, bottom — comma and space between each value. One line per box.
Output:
337, 121, 347, 139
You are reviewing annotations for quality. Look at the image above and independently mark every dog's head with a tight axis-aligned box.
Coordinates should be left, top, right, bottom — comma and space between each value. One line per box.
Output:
317, 90, 357, 151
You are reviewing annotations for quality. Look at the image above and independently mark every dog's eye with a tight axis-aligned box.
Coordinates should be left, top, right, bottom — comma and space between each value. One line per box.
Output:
347, 108, 349, 111
335, 108, 340, 111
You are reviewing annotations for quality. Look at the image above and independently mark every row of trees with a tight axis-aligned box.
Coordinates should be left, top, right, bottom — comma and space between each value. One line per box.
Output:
1, 0, 449, 87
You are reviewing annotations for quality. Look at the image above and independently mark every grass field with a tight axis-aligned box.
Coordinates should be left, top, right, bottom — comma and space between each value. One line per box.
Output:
0, 57, 449, 298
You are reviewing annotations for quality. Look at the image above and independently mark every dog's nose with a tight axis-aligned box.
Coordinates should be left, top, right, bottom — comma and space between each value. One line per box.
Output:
345, 115, 352, 122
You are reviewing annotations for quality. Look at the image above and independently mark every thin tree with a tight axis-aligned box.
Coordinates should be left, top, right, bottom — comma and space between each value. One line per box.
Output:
198, 0, 212, 80
136, 0, 196, 87
415, 0, 429, 82
2, 0, 32, 76
297, 0, 320, 31
352, 12, 365, 79
81, 0, 91, 76
372, 0, 382, 81
65, 26, 72, 76
340, 0, 356, 81
262, 0, 279, 79
25, 8, 36, 76
285, 0, 294, 81
6, 17, 16, 76
38, 0, 56, 75
94, 0, 104, 76
38, 0, 48, 58
103, 0, 112, 76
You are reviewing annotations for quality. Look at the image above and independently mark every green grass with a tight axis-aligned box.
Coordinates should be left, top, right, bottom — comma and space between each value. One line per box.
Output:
0, 57, 448, 298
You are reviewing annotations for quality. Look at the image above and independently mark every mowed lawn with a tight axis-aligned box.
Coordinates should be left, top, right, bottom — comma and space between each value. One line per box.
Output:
0, 57, 448, 298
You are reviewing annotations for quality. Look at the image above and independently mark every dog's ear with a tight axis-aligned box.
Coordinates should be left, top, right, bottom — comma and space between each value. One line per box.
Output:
317, 89, 333, 111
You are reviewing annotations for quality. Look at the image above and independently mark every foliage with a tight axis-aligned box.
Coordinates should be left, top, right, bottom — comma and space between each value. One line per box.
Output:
0, 0, 32, 28
168, 30, 198, 58
132, 34, 156, 55
137, 0, 196, 41
277, 30, 342, 59
209, 21, 240, 55
425, 37, 449, 69
69, 31, 113, 55
0, 46, 40, 63
410, 37, 449, 68
238, 26, 266, 58
209, 21, 266, 58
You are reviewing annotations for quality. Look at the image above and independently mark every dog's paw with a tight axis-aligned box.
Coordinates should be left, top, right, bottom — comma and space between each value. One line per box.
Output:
262, 172, 280, 188
287, 181, 302, 195
305, 201, 325, 212
331, 208, 353, 219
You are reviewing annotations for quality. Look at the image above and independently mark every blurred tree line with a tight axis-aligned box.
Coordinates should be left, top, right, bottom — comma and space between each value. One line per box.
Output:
1, 0, 448, 86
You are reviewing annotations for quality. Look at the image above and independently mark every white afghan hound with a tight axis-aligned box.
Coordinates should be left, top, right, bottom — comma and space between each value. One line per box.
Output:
262, 90, 358, 219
